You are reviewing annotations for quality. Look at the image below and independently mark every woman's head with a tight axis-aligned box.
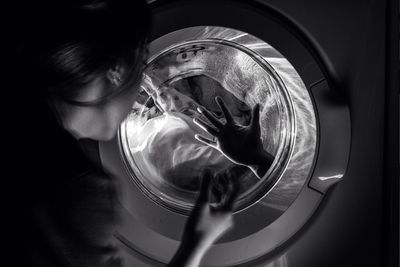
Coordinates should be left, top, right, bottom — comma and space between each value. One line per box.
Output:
18, 0, 151, 140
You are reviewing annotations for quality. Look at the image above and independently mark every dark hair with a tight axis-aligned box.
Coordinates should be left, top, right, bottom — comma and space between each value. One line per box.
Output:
9, 4, 151, 264
10, 0, 152, 190
17, 0, 151, 104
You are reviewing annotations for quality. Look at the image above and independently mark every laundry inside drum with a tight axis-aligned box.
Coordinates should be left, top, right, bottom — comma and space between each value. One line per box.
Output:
120, 39, 295, 214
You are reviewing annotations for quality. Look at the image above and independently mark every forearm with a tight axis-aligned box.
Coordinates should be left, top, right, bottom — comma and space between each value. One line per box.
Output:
167, 236, 210, 267
248, 149, 274, 178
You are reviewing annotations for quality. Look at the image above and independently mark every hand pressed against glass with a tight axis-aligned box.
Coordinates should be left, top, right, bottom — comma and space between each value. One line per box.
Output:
169, 170, 239, 267
193, 96, 274, 178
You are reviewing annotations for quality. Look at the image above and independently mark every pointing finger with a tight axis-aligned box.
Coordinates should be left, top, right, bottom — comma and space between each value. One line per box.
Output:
194, 134, 218, 149
216, 96, 234, 123
197, 106, 224, 128
193, 118, 220, 136
198, 170, 213, 203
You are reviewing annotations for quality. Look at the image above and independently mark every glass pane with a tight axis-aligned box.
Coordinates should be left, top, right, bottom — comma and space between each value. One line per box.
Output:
120, 27, 316, 214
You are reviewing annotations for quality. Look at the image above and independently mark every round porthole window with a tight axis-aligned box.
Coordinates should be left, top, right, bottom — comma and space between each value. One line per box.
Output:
120, 26, 317, 215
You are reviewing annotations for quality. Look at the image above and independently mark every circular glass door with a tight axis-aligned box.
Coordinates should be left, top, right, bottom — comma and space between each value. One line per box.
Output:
120, 26, 317, 215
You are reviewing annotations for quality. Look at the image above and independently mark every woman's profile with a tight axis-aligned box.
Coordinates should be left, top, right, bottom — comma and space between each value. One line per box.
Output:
11, 1, 239, 266
10, 0, 275, 266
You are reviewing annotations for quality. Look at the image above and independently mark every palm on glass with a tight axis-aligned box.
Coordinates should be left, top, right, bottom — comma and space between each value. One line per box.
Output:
193, 96, 274, 178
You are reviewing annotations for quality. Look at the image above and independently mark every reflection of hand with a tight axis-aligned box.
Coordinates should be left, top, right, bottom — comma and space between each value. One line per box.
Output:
168, 171, 238, 267
193, 96, 274, 178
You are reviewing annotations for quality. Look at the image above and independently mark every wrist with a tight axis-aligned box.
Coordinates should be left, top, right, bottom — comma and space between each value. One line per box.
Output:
254, 149, 274, 165
248, 149, 274, 178
181, 231, 213, 252
170, 233, 210, 266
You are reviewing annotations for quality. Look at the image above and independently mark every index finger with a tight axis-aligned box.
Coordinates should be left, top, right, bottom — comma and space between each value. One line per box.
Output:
216, 96, 234, 123
197, 106, 224, 128
197, 170, 213, 204
214, 171, 240, 212
221, 178, 240, 212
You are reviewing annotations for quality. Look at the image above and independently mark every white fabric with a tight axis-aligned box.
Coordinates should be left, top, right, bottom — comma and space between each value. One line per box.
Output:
129, 112, 232, 190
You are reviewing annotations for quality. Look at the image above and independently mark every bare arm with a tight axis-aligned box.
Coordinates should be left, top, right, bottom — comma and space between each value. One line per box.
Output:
167, 171, 238, 267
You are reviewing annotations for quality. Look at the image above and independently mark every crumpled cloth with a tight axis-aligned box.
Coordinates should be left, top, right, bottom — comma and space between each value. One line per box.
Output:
129, 111, 233, 191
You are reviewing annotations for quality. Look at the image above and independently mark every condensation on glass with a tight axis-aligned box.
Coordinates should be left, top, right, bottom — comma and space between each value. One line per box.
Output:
120, 26, 317, 214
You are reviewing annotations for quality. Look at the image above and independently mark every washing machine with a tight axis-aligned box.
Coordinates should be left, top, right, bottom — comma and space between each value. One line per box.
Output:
99, 0, 399, 266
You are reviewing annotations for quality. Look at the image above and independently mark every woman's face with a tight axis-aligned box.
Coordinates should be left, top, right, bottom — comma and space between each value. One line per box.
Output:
53, 70, 141, 141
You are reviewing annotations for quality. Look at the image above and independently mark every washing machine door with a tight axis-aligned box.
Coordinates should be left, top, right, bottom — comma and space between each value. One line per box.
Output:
99, 0, 350, 266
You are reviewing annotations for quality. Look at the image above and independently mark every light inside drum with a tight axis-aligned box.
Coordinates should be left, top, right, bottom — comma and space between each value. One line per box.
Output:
120, 27, 316, 214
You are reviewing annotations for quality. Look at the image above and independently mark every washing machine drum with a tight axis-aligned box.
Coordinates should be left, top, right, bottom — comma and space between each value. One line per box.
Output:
120, 27, 316, 213
99, 8, 350, 265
